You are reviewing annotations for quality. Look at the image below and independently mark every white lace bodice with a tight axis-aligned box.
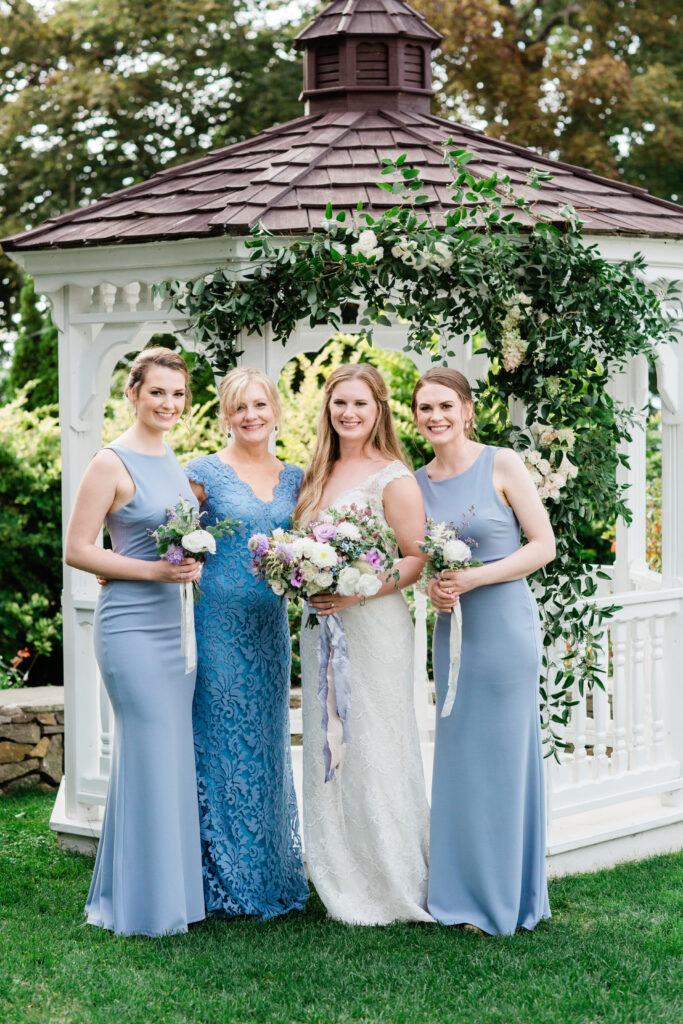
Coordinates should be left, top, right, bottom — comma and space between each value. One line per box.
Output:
327, 460, 413, 524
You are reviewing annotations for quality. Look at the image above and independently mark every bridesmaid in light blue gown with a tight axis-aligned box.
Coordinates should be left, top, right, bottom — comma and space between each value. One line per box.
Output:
185, 367, 308, 919
65, 347, 205, 936
412, 368, 555, 935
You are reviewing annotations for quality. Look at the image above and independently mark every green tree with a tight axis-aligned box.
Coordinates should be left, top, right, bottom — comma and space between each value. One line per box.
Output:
3, 277, 58, 408
0, 0, 308, 331
415, 0, 682, 199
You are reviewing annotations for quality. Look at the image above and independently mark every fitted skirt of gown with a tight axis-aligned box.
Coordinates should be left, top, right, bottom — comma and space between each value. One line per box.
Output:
87, 579, 205, 936
429, 577, 550, 935
301, 593, 431, 925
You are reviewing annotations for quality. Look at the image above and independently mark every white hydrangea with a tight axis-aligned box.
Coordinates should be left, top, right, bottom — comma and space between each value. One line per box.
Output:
501, 328, 528, 371
335, 521, 361, 541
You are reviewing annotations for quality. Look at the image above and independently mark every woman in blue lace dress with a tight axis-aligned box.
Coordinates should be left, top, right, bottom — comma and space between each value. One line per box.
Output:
185, 367, 308, 919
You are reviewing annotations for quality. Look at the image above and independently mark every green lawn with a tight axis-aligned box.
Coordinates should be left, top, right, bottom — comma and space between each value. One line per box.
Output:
1, 792, 682, 1024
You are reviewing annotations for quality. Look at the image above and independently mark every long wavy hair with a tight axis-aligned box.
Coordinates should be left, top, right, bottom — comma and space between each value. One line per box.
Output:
294, 363, 408, 525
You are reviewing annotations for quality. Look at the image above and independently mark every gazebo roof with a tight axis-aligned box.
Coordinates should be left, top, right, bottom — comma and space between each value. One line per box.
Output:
4, 0, 683, 252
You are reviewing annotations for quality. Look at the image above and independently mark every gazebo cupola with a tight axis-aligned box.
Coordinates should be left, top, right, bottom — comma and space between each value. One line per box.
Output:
295, 0, 442, 115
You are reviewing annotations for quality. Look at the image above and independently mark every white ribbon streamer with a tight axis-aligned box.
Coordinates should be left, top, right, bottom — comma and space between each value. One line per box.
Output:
180, 581, 196, 674
441, 602, 462, 718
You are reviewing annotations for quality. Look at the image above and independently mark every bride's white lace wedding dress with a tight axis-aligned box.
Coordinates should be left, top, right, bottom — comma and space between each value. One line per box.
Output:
300, 461, 431, 925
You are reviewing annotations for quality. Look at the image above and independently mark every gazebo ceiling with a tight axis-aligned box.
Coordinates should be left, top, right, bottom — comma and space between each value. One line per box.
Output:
4, 0, 683, 253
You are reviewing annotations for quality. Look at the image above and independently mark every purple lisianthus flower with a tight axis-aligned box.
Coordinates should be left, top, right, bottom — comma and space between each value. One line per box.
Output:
312, 522, 337, 543
166, 543, 184, 565
275, 542, 295, 564
363, 547, 383, 570
247, 533, 270, 557
290, 567, 304, 588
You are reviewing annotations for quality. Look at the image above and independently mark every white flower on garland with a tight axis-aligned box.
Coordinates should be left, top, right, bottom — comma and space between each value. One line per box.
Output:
433, 240, 455, 268
391, 239, 418, 266
522, 424, 579, 501
351, 229, 383, 261
502, 327, 528, 371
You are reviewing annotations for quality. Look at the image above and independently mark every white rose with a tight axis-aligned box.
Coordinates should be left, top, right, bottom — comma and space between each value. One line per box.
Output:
314, 571, 334, 588
336, 566, 361, 596
335, 522, 361, 541
537, 458, 551, 475
310, 543, 338, 569
302, 561, 319, 582
549, 487, 561, 500
566, 461, 579, 480
330, 242, 347, 256
270, 580, 285, 596
548, 472, 566, 488
527, 467, 542, 484
442, 539, 472, 564
356, 229, 378, 252
527, 450, 541, 465
357, 574, 381, 598
538, 484, 550, 498
182, 529, 216, 555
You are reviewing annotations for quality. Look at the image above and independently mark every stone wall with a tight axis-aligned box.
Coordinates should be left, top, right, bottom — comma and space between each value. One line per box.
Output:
0, 687, 64, 795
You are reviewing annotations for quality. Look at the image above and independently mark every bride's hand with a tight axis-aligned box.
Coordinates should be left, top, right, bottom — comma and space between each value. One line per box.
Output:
308, 592, 359, 617
427, 576, 459, 612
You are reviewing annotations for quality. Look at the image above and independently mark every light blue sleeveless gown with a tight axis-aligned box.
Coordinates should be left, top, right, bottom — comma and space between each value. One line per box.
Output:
416, 446, 550, 935
87, 443, 205, 936
184, 457, 308, 919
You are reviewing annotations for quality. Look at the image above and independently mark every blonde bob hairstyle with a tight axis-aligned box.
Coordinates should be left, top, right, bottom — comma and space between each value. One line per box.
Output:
294, 362, 409, 526
411, 367, 476, 439
126, 346, 192, 414
218, 366, 282, 433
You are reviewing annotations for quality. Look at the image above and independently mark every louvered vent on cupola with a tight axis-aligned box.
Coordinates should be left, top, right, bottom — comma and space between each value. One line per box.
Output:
403, 44, 425, 89
356, 42, 389, 86
315, 44, 341, 88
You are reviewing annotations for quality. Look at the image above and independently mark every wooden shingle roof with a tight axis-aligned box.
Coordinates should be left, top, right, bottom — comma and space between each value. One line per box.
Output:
295, 0, 442, 45
5, 106, 683, 251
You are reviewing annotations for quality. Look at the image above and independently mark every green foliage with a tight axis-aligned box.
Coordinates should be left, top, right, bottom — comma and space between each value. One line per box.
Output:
0, 390, 62, 684
2, 277, 58, 408
0, 0, 308, 331
162, 148, 680, 755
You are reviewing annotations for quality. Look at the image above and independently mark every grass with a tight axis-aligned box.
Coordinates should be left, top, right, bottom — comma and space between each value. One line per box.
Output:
1, 792, 682, 1024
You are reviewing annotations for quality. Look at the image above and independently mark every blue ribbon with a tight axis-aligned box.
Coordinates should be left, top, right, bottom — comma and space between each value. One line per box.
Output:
316, 612, 352, 782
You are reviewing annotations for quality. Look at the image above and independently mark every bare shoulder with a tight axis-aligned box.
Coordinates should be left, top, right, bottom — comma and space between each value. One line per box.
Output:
493, 446, 526, 475
90, 447, 129, 477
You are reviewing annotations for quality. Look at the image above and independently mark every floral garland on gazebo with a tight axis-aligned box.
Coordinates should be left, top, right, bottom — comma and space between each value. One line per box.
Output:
158, 145, 678, 754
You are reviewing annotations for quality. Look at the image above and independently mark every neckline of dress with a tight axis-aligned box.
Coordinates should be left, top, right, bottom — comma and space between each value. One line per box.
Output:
424, 446, 489, 483
110, 442, 171, 458
210, 455, 289, 505
322, 460, 399, 511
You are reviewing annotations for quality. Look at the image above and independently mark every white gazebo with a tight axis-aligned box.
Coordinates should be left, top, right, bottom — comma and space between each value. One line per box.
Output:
4, 0, 683, 874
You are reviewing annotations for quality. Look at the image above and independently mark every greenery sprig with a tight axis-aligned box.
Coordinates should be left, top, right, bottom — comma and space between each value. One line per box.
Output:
157, 144, 680, 756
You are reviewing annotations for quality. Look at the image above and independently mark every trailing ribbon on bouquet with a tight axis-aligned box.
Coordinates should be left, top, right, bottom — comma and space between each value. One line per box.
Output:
180, 581, 197, 674
442, 603, 463, 718
317, 612, 352, 782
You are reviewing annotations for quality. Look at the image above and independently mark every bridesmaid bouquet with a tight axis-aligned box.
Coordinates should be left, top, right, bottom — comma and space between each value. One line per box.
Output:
249, 505, 397, 782
419, 518, 482, 718
150, 496, 238, 672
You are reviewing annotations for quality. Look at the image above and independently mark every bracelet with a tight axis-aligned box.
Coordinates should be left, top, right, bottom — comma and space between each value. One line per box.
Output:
359, 596, 366, 606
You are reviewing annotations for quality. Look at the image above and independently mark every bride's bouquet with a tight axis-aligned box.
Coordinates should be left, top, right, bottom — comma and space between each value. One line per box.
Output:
150, 496, 238, 673
249, 505, 397, 782
249, 504, 396, 610
419, 518, 482, 718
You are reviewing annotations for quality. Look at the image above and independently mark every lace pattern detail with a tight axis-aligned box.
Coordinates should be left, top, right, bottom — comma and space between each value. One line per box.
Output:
185, 456, 309, 919
300, 459, 431, 924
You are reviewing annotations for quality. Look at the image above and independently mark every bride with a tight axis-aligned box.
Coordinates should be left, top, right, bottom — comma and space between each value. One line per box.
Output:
296, 363, 431, 925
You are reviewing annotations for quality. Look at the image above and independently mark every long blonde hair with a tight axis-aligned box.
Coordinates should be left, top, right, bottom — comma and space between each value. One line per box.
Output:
294, 363, 408, 525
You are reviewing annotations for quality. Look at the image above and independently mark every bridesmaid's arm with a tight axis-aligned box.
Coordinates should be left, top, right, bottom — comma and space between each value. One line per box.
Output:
65, 451, 201, 584
188, 479, 207, 506
439, 448, 555, 600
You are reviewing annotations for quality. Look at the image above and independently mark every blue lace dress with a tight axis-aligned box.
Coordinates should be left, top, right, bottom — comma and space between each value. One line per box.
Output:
184, 455, 309, 919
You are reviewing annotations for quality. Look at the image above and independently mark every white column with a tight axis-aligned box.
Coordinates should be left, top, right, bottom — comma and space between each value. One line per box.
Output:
613, 355, 649, 591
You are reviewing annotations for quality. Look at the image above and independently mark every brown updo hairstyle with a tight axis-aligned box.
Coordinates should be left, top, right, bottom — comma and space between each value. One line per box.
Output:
125, 346, 192, 414
411, 367, 476, 439
294, 362, 408, 525
217, 366, 282, 434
